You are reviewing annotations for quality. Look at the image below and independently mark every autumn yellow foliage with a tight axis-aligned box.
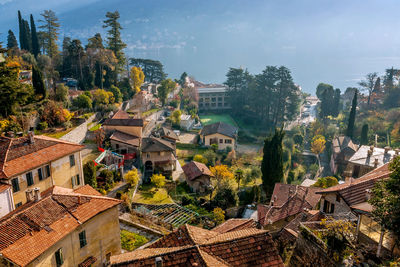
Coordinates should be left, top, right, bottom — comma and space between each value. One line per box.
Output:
311, 135, 326, 155
130, 66, 145, 93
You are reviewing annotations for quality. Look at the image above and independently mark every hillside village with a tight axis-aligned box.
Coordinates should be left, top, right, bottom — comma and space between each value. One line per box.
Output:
1, 7, 400, 267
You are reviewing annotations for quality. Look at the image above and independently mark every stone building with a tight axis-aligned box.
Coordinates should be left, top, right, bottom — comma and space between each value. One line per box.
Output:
182, 161, 213, 193
199, 122, 238, 151
0, 133, 85, 214
197, 86, 230, 111
257, 184, 321, 232
0, 185, 121, 267
330, 136, 358, 175
344, 145, 397, 178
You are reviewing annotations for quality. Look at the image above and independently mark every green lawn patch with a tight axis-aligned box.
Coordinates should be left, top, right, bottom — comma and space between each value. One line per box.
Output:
43, 128, 74, 139
200, 114, 237, 127
133, 185, 173, 204
120, 230, 149, 251
89, 123, 101, 131
142, 108, 160, 117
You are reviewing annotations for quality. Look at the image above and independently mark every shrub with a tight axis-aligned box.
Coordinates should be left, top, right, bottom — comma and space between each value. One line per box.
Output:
83, 161, 97, 188
120, 230, 149, 251
203, 150, 217, 166
193, 154, 208, 164
212, 207, 225, 225
62, 121, 73, 129
313, 176, 339, 188
212, 184, 238, 210
37, 121, 48, 130
151, 174, 166, 188
125, 169, 140, 188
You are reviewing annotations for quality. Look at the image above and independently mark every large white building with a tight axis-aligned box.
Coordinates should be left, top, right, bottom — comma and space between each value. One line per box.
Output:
197, 86, 230, 110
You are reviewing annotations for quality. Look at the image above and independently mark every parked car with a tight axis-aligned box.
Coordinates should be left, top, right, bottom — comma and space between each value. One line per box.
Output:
192, 123, 202, 130
158, 116, 165, 121
173, 130, 181, 136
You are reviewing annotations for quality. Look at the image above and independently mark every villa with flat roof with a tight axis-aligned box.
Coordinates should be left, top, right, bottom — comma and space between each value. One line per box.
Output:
197, 86, 230, 110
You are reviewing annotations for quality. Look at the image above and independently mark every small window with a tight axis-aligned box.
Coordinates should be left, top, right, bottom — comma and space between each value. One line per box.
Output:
26, 172, 34, 186
116, 144, 120, 150
55, 248, 64, 266
336, 195, 340, 202
106, 252, 112, 263
79, 230, 87, 248
38, 168, 43, 181
15, 202, 22, 208
225, 139, 232, 144
11, 178, 20, 192
147, 153, 150, 158
45, 165, 51, 178
219, 139, 223, 143
69, 155, 75, 167
71, 177, 75, 187
76, 175, 80, 186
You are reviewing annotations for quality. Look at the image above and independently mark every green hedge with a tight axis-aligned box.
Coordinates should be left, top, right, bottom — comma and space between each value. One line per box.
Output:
120, 230, 149, 251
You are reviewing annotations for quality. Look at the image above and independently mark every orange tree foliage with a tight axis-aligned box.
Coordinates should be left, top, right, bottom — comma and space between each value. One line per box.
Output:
40, 101, 66, 126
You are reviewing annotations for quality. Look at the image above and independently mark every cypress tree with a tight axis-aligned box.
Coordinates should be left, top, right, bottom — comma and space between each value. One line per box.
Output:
346, 90, 357, 139
261, 128, 285, 199
18, 11, 24, 50
7, 30, 18, 49
30, 14, 40, 57
333, 88, 341, 117
32, 65, 47, 99
360, 124, 369, 145
22, 19, 32, 52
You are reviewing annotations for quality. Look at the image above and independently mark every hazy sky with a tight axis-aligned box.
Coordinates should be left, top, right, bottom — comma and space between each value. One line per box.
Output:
2, 0, 400, 94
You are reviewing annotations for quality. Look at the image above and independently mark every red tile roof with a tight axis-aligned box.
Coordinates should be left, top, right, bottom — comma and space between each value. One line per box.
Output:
0, 135, 84, 179
182, 161, 213, 181
316, 163, 391, 206
212, 218, 257, 234
0, 183, 10, 193
112, 110, 131, 119
257, 184, 321, 226
0, 185, 120, 266
110, 224, 284, 267
110, 130, 140, 147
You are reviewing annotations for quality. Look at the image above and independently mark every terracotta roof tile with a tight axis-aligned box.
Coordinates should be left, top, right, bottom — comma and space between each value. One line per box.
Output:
110, 130, 140, 147
200, 122, 238, 139
0, 183, 10, 193
141, 137, 175, 153
317, 162, 391, 206
0, 185, 120, 266
212, 218, 257, 234
73, 185, 102, 196
111, 224, 284, 267
257, 184, 321, 226
0, 135, 84, 179
182, 161, 213, 181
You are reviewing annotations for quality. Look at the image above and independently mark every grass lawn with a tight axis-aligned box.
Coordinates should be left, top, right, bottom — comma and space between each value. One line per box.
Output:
200, 114, 237, 127
142, 108, 160, 117
120, 230, 149, 251
133, 185, 173, 204
89, 123, 101, 131
43, 128, 74, 139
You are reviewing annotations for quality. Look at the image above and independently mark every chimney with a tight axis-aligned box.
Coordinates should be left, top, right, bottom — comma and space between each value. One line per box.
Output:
370, 145, 374, 152
33, 187, 40, 201
374, 158, 379, 168
367, 150, 372, 157
78, 196, 82, 205
25, 189, 33, 202
345, 177, 355, 183
155, 257, 163, 267
385, 146, 390, 154
28, 131, 35, 144
365, 189, 372, 201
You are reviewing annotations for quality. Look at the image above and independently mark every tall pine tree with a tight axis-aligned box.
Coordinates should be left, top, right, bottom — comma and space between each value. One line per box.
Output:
103, 11, 126, 85
7, 30, 18, 49
346, 90, 357, 139
39, 10, 60, 58
30, 14, 40, 57
261, 128, 285, 199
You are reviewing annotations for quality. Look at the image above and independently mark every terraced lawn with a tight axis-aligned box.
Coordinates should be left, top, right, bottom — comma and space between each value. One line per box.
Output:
200, 114, 237, 127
